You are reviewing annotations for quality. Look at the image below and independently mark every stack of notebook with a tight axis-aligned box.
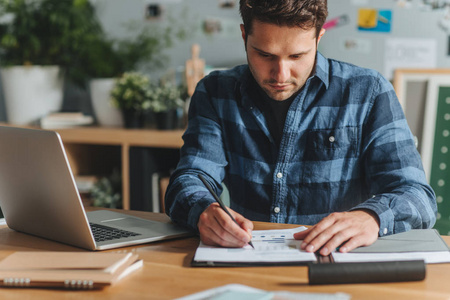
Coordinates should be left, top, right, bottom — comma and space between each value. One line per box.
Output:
0, 251, 142, 289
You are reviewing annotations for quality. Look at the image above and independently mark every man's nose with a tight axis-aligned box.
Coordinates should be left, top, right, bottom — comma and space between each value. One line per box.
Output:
271, 59, 290, 83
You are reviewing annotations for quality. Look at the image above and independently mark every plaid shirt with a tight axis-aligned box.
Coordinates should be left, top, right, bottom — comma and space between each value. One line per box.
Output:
165, 52, 437, 237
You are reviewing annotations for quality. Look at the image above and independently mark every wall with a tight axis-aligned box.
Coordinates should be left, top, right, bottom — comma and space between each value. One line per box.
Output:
1, 0, 449, 121
319, 0, 450, 80
0, 0, 246, 122
93, 0, 246, 74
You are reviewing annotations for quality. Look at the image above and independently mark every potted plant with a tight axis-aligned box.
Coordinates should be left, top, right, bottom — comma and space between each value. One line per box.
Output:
86, 19, 190, 127
110, 72, 152, 129
148, 81, 184, 130
0, 0, 103, 125
90, 169, 122, 209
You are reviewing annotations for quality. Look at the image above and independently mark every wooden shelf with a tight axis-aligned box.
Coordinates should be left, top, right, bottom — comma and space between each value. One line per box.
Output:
54, 127, 184, 210
55, 127, 184, 148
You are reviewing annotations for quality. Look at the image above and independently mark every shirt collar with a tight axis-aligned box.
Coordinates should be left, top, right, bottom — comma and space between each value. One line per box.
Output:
314, 51, 329, 89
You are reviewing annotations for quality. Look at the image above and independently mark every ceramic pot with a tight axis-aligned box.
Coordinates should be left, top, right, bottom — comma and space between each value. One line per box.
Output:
90, 78, 123, 127
0, 66, 63, 125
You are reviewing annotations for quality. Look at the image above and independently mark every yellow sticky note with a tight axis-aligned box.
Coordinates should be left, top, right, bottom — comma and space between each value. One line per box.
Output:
358, 9, 378, 28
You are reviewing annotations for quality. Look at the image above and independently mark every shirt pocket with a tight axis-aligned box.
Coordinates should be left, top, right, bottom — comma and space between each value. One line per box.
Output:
304, 127, 358, 162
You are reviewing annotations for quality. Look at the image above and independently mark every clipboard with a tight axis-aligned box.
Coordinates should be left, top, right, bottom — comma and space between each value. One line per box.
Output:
191, 228, 449, 284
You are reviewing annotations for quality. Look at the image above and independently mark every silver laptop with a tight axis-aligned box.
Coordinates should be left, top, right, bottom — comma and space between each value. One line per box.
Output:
0, 126, 192, 250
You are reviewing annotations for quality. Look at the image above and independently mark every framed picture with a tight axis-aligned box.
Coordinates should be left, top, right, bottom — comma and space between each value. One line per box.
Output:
421, 76, 450, 181
392, 69, 450, 154
420, 76, 450, 234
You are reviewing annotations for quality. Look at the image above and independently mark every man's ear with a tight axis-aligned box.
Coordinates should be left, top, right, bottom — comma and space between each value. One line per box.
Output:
317, 28, 326, 45
240, 24, 247, 50
240, 24, 246, 41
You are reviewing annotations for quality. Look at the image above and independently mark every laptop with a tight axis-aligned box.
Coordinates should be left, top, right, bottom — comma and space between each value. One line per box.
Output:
0, 126, 192, 250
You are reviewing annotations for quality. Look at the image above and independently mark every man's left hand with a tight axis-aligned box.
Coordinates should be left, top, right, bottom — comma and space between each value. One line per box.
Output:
293, 210, 380, 256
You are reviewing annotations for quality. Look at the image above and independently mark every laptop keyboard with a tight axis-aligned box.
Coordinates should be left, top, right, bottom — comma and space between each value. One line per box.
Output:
89, 223, 141, 242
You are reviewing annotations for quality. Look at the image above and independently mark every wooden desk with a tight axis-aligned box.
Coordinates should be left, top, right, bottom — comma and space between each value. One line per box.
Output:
52, 127, 184, 210
0, 211, 449, 300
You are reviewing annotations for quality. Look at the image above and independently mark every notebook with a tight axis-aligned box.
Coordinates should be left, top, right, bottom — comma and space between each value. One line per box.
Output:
0, 126, 192, 250
0, 251, 143, 289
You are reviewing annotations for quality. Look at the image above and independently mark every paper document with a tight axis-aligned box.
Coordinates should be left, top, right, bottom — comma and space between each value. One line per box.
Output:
332, 251, 450, 264
176, 284, 351, 300
193, 227, 317, 265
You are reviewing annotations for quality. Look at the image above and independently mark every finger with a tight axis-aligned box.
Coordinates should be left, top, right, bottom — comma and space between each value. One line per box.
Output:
198, 204, 250, 247
214, 211, 251, 244
233, 211, 254, 240
318, 228, 356, 256
315, 214, 378, 255
198, 215, 247, 247
293, 228, 312, 240
337, 236, 361, 253
300, 214, 341, 252
338, 230, 378, 253
200, 225, 247, 248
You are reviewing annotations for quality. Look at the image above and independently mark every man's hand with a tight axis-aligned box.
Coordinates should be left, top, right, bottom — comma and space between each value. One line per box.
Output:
293, 210, 380, 256
197, 203, 254, 247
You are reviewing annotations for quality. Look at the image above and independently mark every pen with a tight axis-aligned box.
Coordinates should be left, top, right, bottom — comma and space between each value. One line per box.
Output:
198, 174, 254, 249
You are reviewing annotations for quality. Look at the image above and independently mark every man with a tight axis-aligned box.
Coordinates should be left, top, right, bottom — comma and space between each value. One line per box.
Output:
165, 0, 437, 256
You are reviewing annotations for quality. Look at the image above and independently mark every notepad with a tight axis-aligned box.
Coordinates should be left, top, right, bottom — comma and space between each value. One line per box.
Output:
192, 227, 317, 266
0, 251, 142, 289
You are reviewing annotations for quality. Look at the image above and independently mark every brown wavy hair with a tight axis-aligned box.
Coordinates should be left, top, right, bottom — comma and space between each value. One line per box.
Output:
239, 0, 328, 39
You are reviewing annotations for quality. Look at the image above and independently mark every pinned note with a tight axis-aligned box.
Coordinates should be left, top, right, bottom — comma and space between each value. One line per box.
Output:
358, 8, 392, 33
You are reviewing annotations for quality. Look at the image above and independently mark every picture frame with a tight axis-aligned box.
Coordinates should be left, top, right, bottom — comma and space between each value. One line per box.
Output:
420, 76, 450, 234
420, 76, 450, 182
392, 69, 450, 154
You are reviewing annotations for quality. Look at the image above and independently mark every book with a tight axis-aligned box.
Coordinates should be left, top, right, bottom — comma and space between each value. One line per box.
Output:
0, 251, 142, 289
40, 112, 94, 129
129, 147, 179, 213
151, 172, 161, 213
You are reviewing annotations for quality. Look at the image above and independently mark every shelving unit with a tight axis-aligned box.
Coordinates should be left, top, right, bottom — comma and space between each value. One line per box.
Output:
54, 127, 184, 210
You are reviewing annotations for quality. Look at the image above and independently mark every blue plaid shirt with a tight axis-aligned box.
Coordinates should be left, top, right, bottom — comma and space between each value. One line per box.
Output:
165, 52, 437, 237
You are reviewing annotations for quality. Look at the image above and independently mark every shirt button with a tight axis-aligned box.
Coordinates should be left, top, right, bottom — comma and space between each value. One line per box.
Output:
329, 136, 335, 143
274, 207, 280, 213
383, 228, 388, 235
276, 172, 283, 179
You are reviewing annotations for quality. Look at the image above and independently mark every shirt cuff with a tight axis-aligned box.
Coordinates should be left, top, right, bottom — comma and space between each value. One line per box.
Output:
350, 203, 394, 237
187, 198, 214, 232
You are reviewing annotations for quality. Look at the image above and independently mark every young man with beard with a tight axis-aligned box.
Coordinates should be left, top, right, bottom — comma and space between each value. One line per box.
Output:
165, 0, 437, 256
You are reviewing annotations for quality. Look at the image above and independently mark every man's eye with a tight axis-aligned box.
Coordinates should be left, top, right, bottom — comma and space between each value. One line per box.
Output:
258, 52, 270, 58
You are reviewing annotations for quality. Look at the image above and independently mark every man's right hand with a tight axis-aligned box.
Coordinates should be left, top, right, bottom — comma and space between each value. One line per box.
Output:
197, 203, 253, 247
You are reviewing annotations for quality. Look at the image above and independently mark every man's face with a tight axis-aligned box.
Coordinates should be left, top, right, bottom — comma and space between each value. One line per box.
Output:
241, 20, 325, 101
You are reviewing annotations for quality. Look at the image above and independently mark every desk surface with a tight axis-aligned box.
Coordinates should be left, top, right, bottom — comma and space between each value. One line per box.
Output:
0, 210, 449, 300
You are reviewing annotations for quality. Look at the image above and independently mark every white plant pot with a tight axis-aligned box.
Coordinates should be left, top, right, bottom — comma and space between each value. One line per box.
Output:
90, 78, 123, 127
0, 66, 63, 125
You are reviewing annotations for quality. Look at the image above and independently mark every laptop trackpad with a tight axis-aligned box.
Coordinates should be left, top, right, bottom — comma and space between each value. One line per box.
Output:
103, 217, 155, 230
102, 218, 174, 235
